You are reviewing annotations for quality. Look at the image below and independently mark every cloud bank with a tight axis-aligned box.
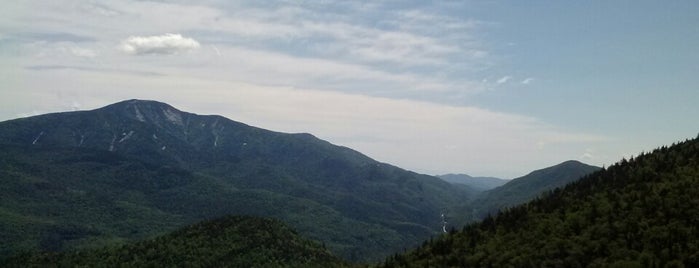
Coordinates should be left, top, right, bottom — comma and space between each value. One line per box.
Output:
120, 33, 200, 55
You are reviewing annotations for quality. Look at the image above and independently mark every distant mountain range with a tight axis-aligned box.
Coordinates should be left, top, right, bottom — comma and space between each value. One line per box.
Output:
437, 174, 507, 192
0, 99, 603, 263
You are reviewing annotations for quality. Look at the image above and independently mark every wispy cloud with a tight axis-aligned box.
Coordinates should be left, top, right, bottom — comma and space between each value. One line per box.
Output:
62, 46, 97, 58
580, 149, 595, 161
496, 76, 511, 84
6, 67, 605, 177
521, 77, 534, 85
119, 34, 200, 55
4, 0, 492, 99
204, 6, 482, 67
25, 65, 164, 76
0, 0, 625, 177
4, 32, 96, 43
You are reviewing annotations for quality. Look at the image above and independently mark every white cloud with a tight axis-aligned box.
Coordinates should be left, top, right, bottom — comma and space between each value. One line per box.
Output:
580, 149, 594, 161
521, 77, 534, 84
117, 44, 472, 96
19, 41, 98, 61
395, 10, 474, 28
496, 76, 511, 84
5, 0, 489, 98
190, 4, 486, 67
119, 33, 200, 55
79, 2, 121, 17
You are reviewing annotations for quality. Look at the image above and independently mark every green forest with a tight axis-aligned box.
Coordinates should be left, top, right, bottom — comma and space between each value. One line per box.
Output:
3, 215, 346, 267
380, 136, 699, 267
0, 100, 473, 262
1, 100, 697, 267
5, 136, 698, 267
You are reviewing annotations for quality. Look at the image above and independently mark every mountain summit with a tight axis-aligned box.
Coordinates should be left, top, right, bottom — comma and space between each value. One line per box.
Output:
0, 99, 472, 262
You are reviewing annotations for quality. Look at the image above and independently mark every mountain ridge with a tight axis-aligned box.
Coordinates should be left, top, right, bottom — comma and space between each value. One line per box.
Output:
0, 99, 471, 262
472, 160, 600, 217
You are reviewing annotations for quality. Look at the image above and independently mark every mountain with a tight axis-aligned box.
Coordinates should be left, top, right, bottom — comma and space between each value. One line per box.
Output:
0, 99, 472, 262
380, 137, 699, 267
472, 160, 600, 217
3, 215, 347, 267
437, 174, 507, 192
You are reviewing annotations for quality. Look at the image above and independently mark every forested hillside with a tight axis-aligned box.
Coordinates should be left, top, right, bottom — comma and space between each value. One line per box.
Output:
381, 136, 699, 267
472, 160, 600, 217
0, 100, 472, 262
3, 215, 347, 267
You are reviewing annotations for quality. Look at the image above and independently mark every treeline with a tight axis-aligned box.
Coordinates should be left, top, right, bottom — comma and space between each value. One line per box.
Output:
381, 136, 699, 267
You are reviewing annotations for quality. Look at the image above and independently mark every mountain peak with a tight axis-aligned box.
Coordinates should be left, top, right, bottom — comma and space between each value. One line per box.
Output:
557, 159, 587, 167
103, 99, 177, 111
100, 99, 185, 125
111, 99, 173, 107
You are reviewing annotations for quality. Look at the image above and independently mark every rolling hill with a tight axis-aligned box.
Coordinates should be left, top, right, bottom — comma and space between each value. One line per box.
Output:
3, 215, 347, 267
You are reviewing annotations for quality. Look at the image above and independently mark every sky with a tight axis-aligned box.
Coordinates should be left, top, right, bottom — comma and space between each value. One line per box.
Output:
1, 1, 697, 178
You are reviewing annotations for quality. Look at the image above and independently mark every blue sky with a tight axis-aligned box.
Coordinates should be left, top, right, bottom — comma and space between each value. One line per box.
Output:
1, 1, 697, 178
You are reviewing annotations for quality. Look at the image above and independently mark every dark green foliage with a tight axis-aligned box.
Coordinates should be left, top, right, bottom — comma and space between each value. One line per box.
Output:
380, 137, 699, 267
0, 100, 472, 262
3, 215, 347, 267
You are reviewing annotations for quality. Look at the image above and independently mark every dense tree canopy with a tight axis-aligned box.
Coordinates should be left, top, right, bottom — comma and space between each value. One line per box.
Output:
3, 215, 347, 267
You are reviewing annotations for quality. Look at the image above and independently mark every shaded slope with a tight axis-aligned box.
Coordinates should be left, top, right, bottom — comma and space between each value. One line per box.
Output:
0, 99, 472, 262
381, 136, 699, 267
4, 215, 346, 267
473, 160, 600, 217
